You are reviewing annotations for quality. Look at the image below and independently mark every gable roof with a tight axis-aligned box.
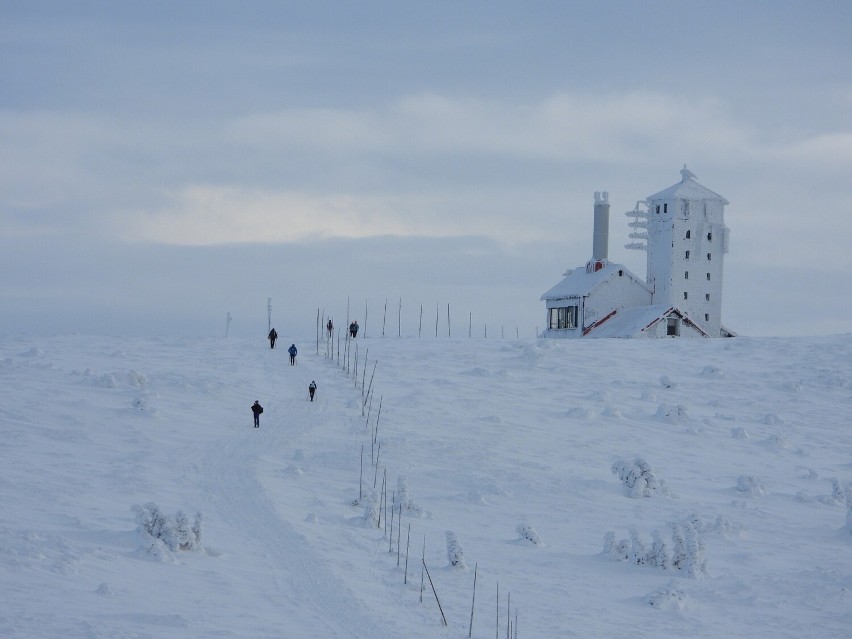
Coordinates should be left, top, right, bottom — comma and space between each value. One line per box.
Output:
584, 304, 710, 338
540, 262, 649, 300
647, 166, 729, 205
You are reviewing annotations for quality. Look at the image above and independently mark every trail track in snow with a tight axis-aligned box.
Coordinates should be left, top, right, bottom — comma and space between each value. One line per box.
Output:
197, 347, 394, 638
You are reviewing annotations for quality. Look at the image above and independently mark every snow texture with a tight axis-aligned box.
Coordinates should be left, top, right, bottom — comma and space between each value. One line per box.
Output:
1, 333, 851, 638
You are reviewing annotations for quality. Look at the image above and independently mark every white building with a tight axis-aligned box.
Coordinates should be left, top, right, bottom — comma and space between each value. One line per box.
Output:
541, 167, 733, 338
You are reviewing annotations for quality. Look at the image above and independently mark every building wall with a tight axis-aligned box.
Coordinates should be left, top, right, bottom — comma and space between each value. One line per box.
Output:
584, 272, 652, 327
646, 196, 729, 337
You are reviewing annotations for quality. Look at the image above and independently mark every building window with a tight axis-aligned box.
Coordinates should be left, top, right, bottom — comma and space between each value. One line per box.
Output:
705, 293, 710, 301
664, 203, 668, 213
686, 230, 691, 239
683, 292, 688, 300
705, 313, 710, 322
684, 271, 689, 280
706, 273, 711, 281
667, 318, 680, 336
656, 205, 660, 214
707, 253, 712, 260
685, 250, 690, 259
549, 306, 578, 330
707, 232, 712, 241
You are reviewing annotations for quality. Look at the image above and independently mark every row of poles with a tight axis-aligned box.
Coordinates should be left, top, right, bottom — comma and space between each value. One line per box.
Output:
319, 309, 521, 637
315, 299, 524, 349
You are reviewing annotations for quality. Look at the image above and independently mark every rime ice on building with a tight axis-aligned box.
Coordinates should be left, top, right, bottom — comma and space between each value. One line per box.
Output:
541, 167, 735, 338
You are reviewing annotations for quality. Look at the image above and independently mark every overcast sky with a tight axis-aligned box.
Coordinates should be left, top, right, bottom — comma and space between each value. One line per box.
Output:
2, 1, 850, 338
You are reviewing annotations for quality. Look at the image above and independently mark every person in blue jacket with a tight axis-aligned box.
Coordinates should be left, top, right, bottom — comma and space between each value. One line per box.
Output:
288, 343, 297, 366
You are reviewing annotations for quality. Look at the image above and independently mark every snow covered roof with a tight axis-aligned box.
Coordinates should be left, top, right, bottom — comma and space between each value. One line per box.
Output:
647, 166, 729, 205
540, 262, 649, 300
584, 304, 710, 338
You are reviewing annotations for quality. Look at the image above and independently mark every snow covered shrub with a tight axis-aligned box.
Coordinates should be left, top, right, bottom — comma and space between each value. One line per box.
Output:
516, 523, 542, 546
730, 426, 749, 440
845, 487, 852, 535
445, 531, 466, 568
612, 458, 670, 498
133, 502, 203, 553
646, 582, 687, 610
735, 475, 765, 497
648, 530, 669, 570
671, 522, 707, 578
604, 519, 707, 578
396, 475, 422, 515
360, 491, 380, 525
654, 403, 689, 424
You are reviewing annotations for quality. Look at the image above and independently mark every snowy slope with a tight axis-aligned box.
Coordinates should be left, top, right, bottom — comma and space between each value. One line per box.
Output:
1, 333, 851, 638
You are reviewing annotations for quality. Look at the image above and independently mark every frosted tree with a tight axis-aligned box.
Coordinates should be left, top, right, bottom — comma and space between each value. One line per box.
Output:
612, 458, 669, 498
845, 487, 852, 535
133, 503, 203, 552
648, 530, 670, 570
445, 531, 466, 568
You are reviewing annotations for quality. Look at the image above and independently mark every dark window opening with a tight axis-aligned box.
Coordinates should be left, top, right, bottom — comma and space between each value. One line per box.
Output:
705, 293, 710, 301
667, 318, 680, 336
705, 313, 710, 322
549, 306, 579, 330
707, 232, 712, 241
656, 205, 660, 214
706, 273, 711, 281
686, 230, 691, 239
685, 250, 690, 259
664, 203, 668, 213
707, 253, 712, 261
684, 271, 689, 280
683, 292, 688, 300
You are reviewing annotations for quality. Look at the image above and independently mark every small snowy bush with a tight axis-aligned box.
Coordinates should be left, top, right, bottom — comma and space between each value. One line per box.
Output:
133, 502, 203, 554
604, 518, 707, 579
845, 487, 852, 535
735, 475, 765, 497
396, 475, 422, 515
646, 582, 687, 610
612, 458, 670, 498
655, 403, 689, 424
445, 531, 466, 568
516, 523, 542, 546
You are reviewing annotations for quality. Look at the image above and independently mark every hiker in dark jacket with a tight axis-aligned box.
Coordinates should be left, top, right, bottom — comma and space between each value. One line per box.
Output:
349, 320, 359, 338
268, 328, 278, 349
308, 380, 317, 401
326, 319, 333, 338
251, 400, 263, 427
288, 344, 297, 366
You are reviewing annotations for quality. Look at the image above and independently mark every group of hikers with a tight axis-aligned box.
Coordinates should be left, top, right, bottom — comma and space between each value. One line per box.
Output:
253, 329, 319, 428
268, 328, 299, 365
324, 318, 359, 339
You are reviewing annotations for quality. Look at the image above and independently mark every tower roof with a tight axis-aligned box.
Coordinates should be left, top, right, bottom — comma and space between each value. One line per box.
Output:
647, 165, 729, 205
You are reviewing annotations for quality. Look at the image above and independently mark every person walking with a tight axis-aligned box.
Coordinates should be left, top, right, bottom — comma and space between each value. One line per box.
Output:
326, 318, 333, 338
268, 328, 278, 349
251, 400, 263, 427
288, 343, 298, 366
308, 380, 317, 401
349, 320, 359, 338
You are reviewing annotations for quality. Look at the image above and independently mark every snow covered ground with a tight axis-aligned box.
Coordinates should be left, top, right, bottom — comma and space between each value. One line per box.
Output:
1, 332, 851, 638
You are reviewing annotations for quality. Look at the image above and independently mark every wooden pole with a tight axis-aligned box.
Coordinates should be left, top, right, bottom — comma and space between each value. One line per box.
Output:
359, 444, 363, 501
419, 304, 423, 338
382, 298, 387, 337
423, 559, 448, 626
398, 298, 402, 337
468, 563, 478, 638
404, 524, 411, 583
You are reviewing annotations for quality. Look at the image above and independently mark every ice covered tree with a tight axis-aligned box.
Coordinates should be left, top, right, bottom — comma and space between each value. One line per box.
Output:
612, 458, 669, 498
